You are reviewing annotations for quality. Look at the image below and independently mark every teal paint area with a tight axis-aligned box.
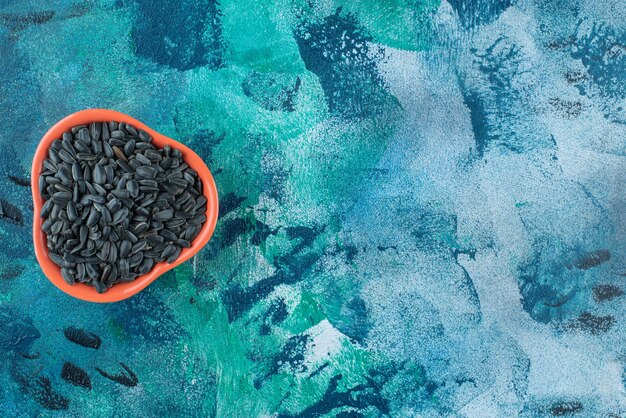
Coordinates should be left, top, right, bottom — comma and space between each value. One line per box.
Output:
0, 0, 625, 416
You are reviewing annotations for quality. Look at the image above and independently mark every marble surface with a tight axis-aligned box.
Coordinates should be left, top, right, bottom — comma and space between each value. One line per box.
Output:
0, 0, 624, 416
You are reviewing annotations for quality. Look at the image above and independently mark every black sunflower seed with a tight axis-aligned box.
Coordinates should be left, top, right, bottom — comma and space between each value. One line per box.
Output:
90, 122, 101, 141
136, 165, 157, 179
104, 165, 115, 184
86, 194, 106, 204
127, 180, 139, 197
160, 244, 176, 260
93, 279, 107, 293
158, 182, 179, 194
154, 209, 173, 221
62, 140, 77, 159
137, 180, 157, 188
89, 229, 102, 241
77, 263, 86, 281
98, 241, 110, 261
78, 128, 91, 142
84, 182, 96, 195
106, 198, 122, 212
43, 159, 58, 172
54, 183, 72, 193
146, 234, 164, 245
137, 129, 151, 142
67, 201, 79, 222
42, 218, 52, 233
93, 183, 107, 196
49, 252, 67, 267
92, 139, 103, 154
102, 225, 111, 240
182, 199, 198, 214
100, 206, 112, 224
61, 268, 75, 285
135, 142, 155, 151
166, 218, 186, 228
41, 199, 54, 218
50, 201, 62, 220
73, 139, 90, 152
166, 246, 182, 264
160, 229, 178, 241
125, 124, 138, 136
133, 222, 149, 235
139, 196, 156, 207
137, 258, 154, 274
183, 224, 201, 241
116, 159, 132, 172
119, 259, 130, 277
51, 219, 65, 235
188, 186, 200, 196
105, 265, 117, 283
107, 244, 118, 263
70, 125, 86, 134
128, 252, 143, 266
76, 152, 97, 161
71, 163, 82, 182
119, 240, 132, 258
131, 239, 148, 254
39, 175, 47, 194
101, 265, 113, 282
119, 197, 134, 208
123, 139, 135, 155
144, 149, 162, 162
103, 140, 114, 158
139, 185, 159, 193
150, 220, 164, 230
111, 130, 125, 139
135, 153, 151, 165
174, 210, 194, 219
112, 207, 129, 225
111, 189, 130, 199
79, 225, 88, 244
125, 230, 138, 244
135, 207, 150, 217
159, 157, 171, 169
52, 191, 72, 205
101, 121, 110, 140
168, 178, 187, 189
128, 159, 140, 171
183, 172, 196, 185
93, 164, 106, 185
86, 210, 101, 227
175, 238, 191, 247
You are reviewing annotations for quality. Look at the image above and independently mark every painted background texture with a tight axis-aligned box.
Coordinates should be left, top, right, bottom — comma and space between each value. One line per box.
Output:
0, 0, 625, 416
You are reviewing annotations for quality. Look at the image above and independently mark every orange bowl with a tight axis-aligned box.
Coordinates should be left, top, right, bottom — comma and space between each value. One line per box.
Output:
31, 109, 219, 302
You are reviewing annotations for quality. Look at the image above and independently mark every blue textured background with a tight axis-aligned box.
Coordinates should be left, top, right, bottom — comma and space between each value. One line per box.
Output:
0, 0, 624, 416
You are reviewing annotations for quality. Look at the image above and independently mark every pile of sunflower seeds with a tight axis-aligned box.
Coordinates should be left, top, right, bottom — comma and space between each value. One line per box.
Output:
39, 121, 207, 293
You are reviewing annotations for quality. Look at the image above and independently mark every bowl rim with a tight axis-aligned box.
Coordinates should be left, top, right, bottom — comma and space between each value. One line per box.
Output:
32, 109, 219, 303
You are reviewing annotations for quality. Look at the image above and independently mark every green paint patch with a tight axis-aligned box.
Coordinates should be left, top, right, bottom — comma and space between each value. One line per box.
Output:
107, 318, 129, 341
220, 0, 305, 73
283, 292, 326, 334
333, 0, 440, 51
